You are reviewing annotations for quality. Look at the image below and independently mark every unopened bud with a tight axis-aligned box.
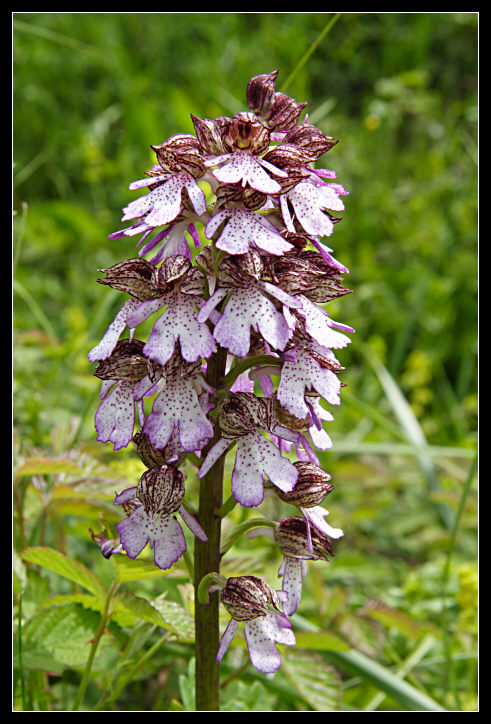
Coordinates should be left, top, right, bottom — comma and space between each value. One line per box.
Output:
151, 133, 205, 178
219, 392, 276, 438
132, 430, 168, 469
94, 339, 150, 382
246, 70, 279, 119
267, 92, 307, 132
157, 255, 192, 293
282, 123, 338, 161
97, 259, 160, 301
274, 517, 335, 560
136, 464, 185, 517
221, 575, 282, 621
275, 461, 334, 508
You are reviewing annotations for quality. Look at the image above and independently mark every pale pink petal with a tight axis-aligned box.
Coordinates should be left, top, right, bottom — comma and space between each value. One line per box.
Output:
279, 556, 305, 616
179, 505, 208, 542
298, 297, 352, 349
144, 377, 214, 452
217, 619, 239, 662
211, 152, 283, 194
303, 506, 344, 540
88, 299, 140, 362
213, 287, 293, 357
197, 437, 234, 479
231, 432, 298, 507
113, 486, 138, 505
151, 516, 187, 569
117, 507, 149, 559
94, 382, 135, 450
142, 292, 216, 366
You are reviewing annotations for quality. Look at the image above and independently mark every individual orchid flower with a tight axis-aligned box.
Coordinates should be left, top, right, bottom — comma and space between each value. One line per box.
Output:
114, 464, 208, 570
141, 352, 215, 454
205, 206, 293, 256
217, 576, 295, 673
92, 339, 156, 450
198, 249, 302, 358
274, 516, 340, 616
197, 392, 298, 507
275, 461, 343, 550
279, 178, 348, 238
125, 255, 216, 367
192, 111, 289, 195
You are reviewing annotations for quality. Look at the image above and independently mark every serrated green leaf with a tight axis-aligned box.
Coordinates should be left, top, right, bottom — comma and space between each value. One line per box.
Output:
114, 589, 175, 630
20, 547, 106, 599
14, 602, 103, 672
281, 648, 342, 711
152, 594, 195, 641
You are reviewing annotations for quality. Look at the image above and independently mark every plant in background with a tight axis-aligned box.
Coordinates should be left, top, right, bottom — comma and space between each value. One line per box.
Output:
88, 69, 353, 710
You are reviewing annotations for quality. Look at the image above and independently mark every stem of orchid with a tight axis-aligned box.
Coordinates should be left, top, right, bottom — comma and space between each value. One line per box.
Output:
194, 343, 228, 712
220, 353, 282, 389
197, 571, 227, 604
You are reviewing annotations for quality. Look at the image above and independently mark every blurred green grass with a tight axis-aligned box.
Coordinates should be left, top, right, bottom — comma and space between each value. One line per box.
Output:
13, 12, 478, 711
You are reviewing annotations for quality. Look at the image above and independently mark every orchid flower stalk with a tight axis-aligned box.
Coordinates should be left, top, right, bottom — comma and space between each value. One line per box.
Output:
88, 69, 353, 711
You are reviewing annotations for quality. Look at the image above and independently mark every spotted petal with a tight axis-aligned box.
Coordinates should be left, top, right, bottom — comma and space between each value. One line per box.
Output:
94, 382, 136, 450
207, 151, 286, 194
144, 377, 214, 452
231, 431, 298, 507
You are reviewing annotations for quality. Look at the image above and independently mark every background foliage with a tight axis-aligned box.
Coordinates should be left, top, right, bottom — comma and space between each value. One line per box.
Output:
13, 12, 478, 711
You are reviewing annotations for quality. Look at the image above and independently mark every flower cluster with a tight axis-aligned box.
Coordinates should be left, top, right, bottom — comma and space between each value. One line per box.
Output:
89, 70, 352, 675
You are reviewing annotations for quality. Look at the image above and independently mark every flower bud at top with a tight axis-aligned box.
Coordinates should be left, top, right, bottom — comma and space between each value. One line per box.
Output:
274, 517, 335, 560
246, 70, 279, 119
94, 339, 150, 383
151, 133, 205, 178
97, 259, 160, 301
219, 392, 277, 438
275, 461, 334, 508
136, 464, 185, 517
267, 92, 307, 132
221, 575, 282, 621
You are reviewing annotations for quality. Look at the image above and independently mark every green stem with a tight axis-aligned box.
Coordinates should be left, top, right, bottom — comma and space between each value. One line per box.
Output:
194, 344, 228, 711
282, 13, 342, 92
72, 580, 119, 711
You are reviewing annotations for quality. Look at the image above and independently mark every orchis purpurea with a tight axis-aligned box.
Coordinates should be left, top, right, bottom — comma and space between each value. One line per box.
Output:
89, 69, 352, 695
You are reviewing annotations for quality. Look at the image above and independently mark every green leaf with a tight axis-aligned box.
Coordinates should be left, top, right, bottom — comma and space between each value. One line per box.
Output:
294, 629, 350, 652
113, 590, 195, 640
111, 554, 173, 582
281, 648, 342, 711
324, 649, 446, 711
362, 601, 421, 639
14, 602, 104, 673
20, 547, 106, 599
15, 457, 81, 476
113, 589, 175, 629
